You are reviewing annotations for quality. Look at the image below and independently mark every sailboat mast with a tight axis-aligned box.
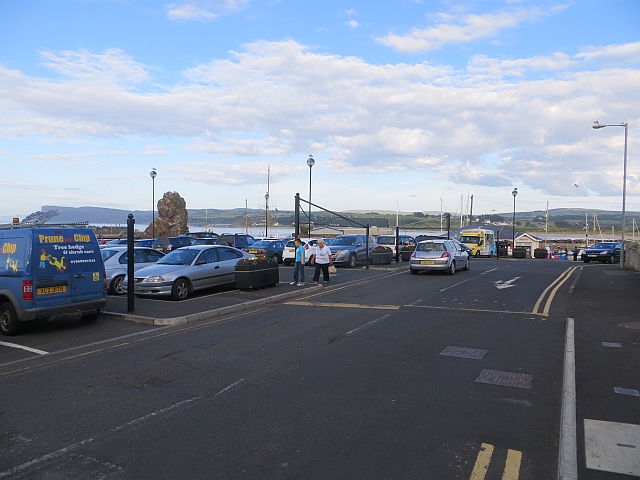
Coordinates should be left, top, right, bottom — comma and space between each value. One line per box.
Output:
245, 199, 248, 235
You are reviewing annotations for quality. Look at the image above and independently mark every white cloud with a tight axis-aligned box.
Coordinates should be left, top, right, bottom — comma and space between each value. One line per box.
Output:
166, 0, 250, 21
575, 41, 640, 64
140, 145, 169, 155
376, 6, 566, 53
167, 160, 305, 185
346, 20, 359, 29
0, 40, 638, 198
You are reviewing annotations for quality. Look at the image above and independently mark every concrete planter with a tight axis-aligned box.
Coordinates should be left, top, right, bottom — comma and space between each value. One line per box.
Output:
371, 247, 393, 265
533, 248, 547, 259
235, 262, 279, 289
513, 247, 527, 259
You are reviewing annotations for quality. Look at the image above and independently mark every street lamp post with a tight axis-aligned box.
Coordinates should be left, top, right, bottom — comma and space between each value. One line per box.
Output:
307, 155, 315, 236
512, 188, 518, 255
593, 120, 628, 268
150, 169, 157, 239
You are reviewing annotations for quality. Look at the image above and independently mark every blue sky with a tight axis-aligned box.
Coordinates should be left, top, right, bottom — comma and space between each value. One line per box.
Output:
1, 0, 639, 222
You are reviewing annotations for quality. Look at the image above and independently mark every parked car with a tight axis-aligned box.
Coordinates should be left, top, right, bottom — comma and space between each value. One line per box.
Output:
282, 238, 332, 266
451, 238, 474, 256
244, 239, 286, 263
329, 234, 376, 268
100, 238, 128, 248
184, 232, 218, 240
0, 227, 107, 335
194, 238, 218, 245
409, 239, 469, 275
581, 242, 623, 263
150, 236, 194, 253
134, 239, 154, 247
101, 247, 165, 295
122, 245, 253, 300
217, 234, 257, 249
376, 235, 416, 258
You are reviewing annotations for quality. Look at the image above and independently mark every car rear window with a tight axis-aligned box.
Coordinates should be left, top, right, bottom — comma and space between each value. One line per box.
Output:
417, 242, 446, 252
101, 249, 119, 261
376, 237, 395, 245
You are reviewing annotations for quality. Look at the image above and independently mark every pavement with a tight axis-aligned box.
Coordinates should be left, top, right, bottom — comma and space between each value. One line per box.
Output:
102, 262, 406, 324
565, 263, 640, 479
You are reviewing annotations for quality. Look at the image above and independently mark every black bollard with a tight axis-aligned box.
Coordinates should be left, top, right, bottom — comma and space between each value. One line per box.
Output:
127, 214, 135, 312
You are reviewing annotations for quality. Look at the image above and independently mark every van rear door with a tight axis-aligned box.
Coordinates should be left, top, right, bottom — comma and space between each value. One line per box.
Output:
32, 230, 73, 307
64, 230, 105, 303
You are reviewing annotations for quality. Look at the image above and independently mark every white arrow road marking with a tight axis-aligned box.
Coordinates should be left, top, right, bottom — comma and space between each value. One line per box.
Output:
493, 277, 520, 289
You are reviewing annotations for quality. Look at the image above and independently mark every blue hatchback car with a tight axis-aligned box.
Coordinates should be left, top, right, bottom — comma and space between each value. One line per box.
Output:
581, 242, 622, 263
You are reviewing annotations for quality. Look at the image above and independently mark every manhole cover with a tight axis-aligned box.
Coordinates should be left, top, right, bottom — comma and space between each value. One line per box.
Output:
618, 322, 640, 330
439, 346, 488, 360
475, 369, 533, 389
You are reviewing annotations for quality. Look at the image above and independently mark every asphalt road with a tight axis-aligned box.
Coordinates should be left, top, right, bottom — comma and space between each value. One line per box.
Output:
0, 258, 636, 479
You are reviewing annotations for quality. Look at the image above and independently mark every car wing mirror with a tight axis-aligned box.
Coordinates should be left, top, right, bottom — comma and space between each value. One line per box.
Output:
356, 243, 363, 247
196, 259, 206, 265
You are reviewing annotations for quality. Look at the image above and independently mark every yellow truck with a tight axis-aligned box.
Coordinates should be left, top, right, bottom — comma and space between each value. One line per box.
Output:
459, 229, 496, 257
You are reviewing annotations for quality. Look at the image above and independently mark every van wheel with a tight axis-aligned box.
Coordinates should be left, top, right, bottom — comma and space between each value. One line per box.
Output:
82, 309, 100, 322
348, 254, 357, 268
0, 302, 21, 336
171, 278, 190, 301
110, 275, 126, 295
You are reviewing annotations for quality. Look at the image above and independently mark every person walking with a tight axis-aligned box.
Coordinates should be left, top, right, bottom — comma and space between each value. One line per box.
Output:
311, 239, 333, 284
291, 238, 305, 286
572, 246, 579, 261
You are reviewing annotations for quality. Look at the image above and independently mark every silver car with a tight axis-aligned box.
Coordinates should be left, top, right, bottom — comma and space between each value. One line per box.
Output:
409, 239, 469, 275
101, 247, 165, 295
122, 245, 253, 300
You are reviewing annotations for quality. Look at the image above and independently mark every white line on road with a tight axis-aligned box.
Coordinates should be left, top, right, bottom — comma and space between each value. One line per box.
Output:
346, 314, 392, 335
481, 268, 498, 275
0, 341, 48, 355
0, 396, 202, 478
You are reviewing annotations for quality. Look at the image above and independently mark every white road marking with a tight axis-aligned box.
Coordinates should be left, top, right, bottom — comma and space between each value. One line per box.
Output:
493, 277, 520, 289
481, 268, 498, 275
346, 314, 391, 335
0, 396, 202, 478
584, 419, 640, 476
0, 341, 48, 355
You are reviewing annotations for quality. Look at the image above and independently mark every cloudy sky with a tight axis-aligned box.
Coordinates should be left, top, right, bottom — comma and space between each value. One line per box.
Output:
0, 0, 639, 221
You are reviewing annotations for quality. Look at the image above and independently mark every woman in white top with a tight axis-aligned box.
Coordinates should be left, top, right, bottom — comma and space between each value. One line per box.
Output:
311, 239, 334, 283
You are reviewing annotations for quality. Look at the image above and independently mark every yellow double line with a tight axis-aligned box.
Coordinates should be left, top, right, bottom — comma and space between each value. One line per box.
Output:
532, 266, 577, 316
470, 443, 522, 479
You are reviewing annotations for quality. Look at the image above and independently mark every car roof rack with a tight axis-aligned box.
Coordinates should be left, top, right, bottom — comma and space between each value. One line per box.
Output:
0, 221, 90, 230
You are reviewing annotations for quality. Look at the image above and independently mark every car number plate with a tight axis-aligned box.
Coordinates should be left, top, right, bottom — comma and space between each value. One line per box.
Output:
134, 285, 141, 291
288, 249, 295, 253
37, 286, 66, 295
588, 254, 596, 257
420, 260, 435, 265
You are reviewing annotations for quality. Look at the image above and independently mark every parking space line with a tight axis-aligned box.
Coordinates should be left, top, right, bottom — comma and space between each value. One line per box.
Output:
406, 304, 546, 317
346, 314, 392, 335
503, 449, 522, 480
0, 341, 48, 355
440, 272, 489, 292
285, 301, 400, 310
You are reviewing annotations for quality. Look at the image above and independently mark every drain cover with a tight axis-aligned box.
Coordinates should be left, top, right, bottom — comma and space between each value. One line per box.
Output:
439, 346, 488, 360
475, 369, 533, 389
618, 322, 640, 330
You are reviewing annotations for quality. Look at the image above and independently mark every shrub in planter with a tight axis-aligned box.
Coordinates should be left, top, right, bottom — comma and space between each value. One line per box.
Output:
235, 256, 279, 289
371, 245, 393, 264
512, 246, 527, 258
533, 248, 547, 259
400, 244, 416, 261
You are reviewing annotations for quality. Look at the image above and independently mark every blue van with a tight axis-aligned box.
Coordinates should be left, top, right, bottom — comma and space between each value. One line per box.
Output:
0, 227, 107, 335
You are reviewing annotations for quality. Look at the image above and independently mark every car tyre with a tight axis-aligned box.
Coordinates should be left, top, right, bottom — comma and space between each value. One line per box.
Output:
463, 258, 470, 271
171, 278, 190, 301
82, 309, 101, 322
448, 261, 456, 275
610, 254, 615, 264
475, 251, 480, 258
271, 254, 279, 264
348, 254, 357, 268
0, 302, 21, 336
110, 275, 126, 295
410, 268, 418, 275
284, 259, 292, 266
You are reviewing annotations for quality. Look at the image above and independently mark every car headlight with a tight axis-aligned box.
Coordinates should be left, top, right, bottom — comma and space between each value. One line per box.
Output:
334, 250, 347, 257
599, 251, 608, 255
142, 276, 165, 283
